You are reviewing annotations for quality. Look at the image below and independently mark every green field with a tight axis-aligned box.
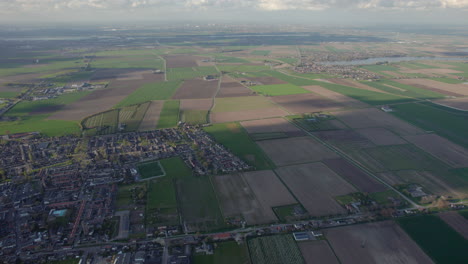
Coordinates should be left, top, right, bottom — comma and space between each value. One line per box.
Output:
0, 91, 21, 98
181, 110, 208, 124
398, 215, 468, 264
118, 102, 150, 131
391, 102, 468, 148
218, 65, 269, 73
157, 100, 180, 129
6, 91, 91, 116
193, 241, 250, 264
138, 160, 164, 179
249, 70, 317, 86
167, 67, 218, 81
92, 56, 164, 69
250, 84, 310, 96
0, 58, 85, 77
115, 81, 182, 107
278, 58, 299, 65
116, 182, 146, 210
83, 109, 119, 134
145, 158, 180, 226
214, 55, 251, 63
251, 50, 271, 56
459, 209, 468, 219
0, 115, 81, 137
369, 190, 407, 207
248, 235, 304, 264
169, 157, 225, 231
361, 64, 400, 76
204, 123, 274, 170
250, 132, 288, 141
273, 204, 306, 222
362, 80, 445, 99
315, 81, 414, 105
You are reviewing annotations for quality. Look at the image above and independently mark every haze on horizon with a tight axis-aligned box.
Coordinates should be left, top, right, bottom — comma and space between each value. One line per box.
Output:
1, 0, 467, 26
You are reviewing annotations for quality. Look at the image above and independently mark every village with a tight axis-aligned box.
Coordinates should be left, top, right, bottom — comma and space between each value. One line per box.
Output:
0, 124, 251, 263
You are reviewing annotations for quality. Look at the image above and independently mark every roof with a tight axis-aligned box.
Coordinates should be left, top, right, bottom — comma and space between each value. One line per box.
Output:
293, 232, 310, 241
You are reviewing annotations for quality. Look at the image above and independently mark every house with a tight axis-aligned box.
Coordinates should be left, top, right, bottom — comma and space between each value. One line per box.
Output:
381, 105, 393, 112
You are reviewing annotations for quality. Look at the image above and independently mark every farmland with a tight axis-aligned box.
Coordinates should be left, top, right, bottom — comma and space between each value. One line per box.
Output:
156, 100, 180, 129
204, 123, 274, 170
398, 215, 468, 264
137, 160, 164, 179
166, 66, 218, 81
248, 235, 304, 264
326, 221, 434, 264
249, 84, 310, 96
193, 241, 250, 264
299, 241, 339, 264
114, 81, 182, 107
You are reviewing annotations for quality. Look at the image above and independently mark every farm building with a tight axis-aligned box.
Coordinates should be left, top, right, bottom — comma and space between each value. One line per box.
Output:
293, 232, 313, 241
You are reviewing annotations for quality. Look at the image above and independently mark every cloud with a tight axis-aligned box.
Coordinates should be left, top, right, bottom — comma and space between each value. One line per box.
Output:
1, 0, 468, 13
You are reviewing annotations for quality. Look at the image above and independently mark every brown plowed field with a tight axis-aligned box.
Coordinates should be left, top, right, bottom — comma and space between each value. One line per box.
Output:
326, 221, 434, 264
240, 118, 305, 137
164, 55, 209, 68
438, 211, 468, 240
299, 241, 340, 264
172, 79, 218, 99
179, 98, 212, 110
271, 93, 343, 114
90, 68, 162, 82
212, 173, 276, 225
335, 108, 424, 136
303, 85, 368, 108
243, 170, 297, 209
323, 158, 387, 193
138, 101, 164, 131
314, 129, 375, 149
217, 82, 253, 98
210, 108, 289, 123
356, 127, 407, 146
433, 97, 468, 110
404, 134, 468, 168
257, 137, 339, 166
48, 74, 160, 121
276, 162, 356, 217
397, 79, 468, 96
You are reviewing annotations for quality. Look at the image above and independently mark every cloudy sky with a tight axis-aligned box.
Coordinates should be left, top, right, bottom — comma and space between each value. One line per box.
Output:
1, 0, 467, 25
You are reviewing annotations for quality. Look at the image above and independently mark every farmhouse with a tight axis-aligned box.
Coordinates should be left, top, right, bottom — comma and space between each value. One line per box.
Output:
381, 105, 393, 112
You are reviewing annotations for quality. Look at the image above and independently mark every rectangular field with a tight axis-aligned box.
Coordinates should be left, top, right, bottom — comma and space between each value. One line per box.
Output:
355, 127, 406, 146
323, 158, 387, 193
434, 97, 468, 111
326, 221, 434, 264
250, 84, 310, 96
115, 80, 182, 107
438, 211, 468, 240
398, 215, 468, 264
404, 134, 468, 168
335, 108, 424, 136
167, 66, 218, 81
248, 235, 304, 264
270, 93, 343, 114
257, 137, 339, 166
240, 118, 305, 137
217, 81, 254, 97
193, 241, 250, 264
204, 123, 274, 170
391, 102, 468, 148
156, 100, 180, 129
299, 241, 339, 264
138, 101, 164, 131
303, 85, 368, 108
276, 162, 356, 217
172, 79, 219, 99
397, 79, 468, 96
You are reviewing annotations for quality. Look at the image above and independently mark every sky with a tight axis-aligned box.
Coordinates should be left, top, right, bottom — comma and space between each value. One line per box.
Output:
0, 0, 467, 25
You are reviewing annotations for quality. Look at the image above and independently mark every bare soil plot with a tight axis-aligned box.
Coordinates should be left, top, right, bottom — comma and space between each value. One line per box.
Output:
376, 172, 404, 186
326, 221, 434, 264
276, 162, 356, 217
243, 170, 297, 208
164, 55, 209, 68
271, 93, 343, 114
179, 98, 212, 110
303, 85, 368, 108
323, 158, 387, 193
299, 241, 340, 264
397, 79, 468, 96
433, 97, 468, 111
404, 134, 468, 168
335, 108, 424, 136
172, 79, 218, 99
212, 174, 277, 225
438, 211, 468, 240
314, 129, 375, 150
211, 108, 289, 123
356, 127, 407, 146
138, 100, 164, 131
240, 118, 305, 137
258, 137, 339, 166
248, 76, 287, 85
217, 82, 253, 98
